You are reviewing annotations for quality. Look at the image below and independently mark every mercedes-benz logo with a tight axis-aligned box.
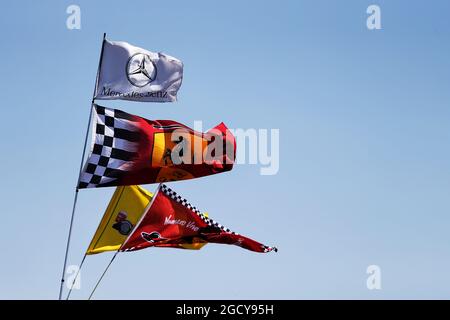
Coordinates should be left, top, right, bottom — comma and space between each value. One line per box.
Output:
126, 53, 157, 87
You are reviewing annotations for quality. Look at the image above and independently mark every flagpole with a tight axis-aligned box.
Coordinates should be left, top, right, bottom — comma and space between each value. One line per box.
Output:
88, 251, 119, 300
87, 184, 162, 299
65, 254, 87, 300
59, 33, 107, 300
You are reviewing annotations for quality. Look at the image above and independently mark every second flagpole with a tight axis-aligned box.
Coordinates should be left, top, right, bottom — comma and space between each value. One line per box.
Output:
87, 184, 162, 299
58, 33, 107, 300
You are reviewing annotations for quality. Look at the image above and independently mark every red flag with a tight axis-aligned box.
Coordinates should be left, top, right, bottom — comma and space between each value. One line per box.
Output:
120, 184, 277, 253
78, 105, 235, 188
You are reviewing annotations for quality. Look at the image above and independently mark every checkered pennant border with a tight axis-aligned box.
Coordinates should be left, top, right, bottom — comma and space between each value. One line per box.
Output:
160, 184, 237, 235
262, 245, 278, 253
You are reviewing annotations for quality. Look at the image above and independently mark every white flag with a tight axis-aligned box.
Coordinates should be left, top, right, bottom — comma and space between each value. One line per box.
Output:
95, 40, 183, 102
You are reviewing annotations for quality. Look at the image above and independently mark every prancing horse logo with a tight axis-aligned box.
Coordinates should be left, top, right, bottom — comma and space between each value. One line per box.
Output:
141, 231, 165, 243
126, 53, 157, 87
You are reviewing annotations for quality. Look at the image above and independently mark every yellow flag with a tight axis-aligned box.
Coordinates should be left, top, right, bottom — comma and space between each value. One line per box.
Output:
86, 185, 207, 254
86, 185, 152, 254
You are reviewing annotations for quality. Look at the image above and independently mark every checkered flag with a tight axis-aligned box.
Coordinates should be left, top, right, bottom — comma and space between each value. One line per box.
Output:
78, 104, 236, 188
78, 105, 141, 189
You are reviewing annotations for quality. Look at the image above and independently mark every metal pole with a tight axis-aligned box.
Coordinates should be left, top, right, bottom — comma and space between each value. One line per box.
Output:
88, 251, 119, 300
66, 254, 87, 300
58, 33, 107, 300
87, 184, 162, 299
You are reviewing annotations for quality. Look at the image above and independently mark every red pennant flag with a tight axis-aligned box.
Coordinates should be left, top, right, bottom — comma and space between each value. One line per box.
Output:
120, 184, 277, 253
78, 105, 235, 188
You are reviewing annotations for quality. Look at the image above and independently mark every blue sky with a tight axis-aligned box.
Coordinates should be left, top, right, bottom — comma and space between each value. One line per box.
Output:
0, 0, 449, 299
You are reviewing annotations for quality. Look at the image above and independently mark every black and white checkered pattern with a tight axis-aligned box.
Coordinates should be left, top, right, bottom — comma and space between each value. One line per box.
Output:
78, 105, 141, 189
262, 245, 278, 253
160, 184, 237, 235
